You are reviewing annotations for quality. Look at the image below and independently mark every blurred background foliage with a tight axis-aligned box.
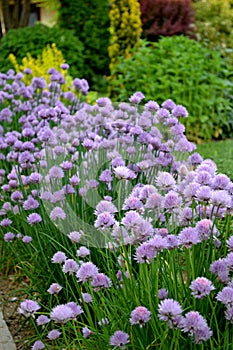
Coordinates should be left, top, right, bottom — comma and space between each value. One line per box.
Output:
0, 0, 232, 142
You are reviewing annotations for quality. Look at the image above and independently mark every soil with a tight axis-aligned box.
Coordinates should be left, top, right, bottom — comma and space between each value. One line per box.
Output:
0, 273, 34, 349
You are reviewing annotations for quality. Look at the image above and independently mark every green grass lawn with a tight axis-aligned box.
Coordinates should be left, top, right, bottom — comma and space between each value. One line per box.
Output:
196, 139, 233, 180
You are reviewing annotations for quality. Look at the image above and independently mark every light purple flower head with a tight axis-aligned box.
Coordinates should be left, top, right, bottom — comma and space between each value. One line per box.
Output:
95, 200, 117, 215
50, 304, 74, 323
178, 227, 200, 248
91, 273, 112, 291
4, 232, 15, 242
110, 330, 129, 349
82, 326, 93, 338
158, 298, 183, 328
80, 292, 93, 303
50, 206, 66, 221
27, 213, 42, 225
158, 288, 169, 300
18, 299, 40, 317
68, 231, 82, 243
129, 91, 145, 104
76, 262, 99, 283
162, 99, 176, 111
47, 283, 63, 294
62, 259, 79, 274
172, 105, 188, 118
22, 235, 33, 243
32, 340, 45, 350
156, 172, 176, 190
190, 277, 215, 299
216, 287, 233, 306
47, 329, 61, 340
113, 166, 136, 180
94, 212, 115, 228
36, 315, 50, 326
73, 78, 89, 95
48, 166, 64, 179
51, 251, 67, 264
181, 311, 212, 344
130, 306, 151, 327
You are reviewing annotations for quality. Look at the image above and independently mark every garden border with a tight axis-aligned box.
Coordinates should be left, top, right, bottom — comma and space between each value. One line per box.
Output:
0, 309, 16, 350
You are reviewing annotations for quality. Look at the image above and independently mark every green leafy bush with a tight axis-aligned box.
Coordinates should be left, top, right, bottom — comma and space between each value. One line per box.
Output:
58, 0, 110, 92
193, 0, 233, 65
0, 23, 84, 80
109, 36, 233, 142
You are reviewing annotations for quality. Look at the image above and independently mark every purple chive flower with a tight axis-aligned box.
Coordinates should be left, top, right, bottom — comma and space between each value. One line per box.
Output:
196, 186, 212, 202
50, 207, 66, 221
158, 299, 183, 328
211, 190, 231, 208
50, 304, 74, 323
11, 190, 24, 202
36, 315, 50, 326
82, 326, 93, 338
0, 218, 12, 227
22, 235, 32, 243
190, 277, 215, 298
216, 287, 233, 306
48, 166, 64, 179
76, 262, 99, 283
162, 99, 176, 111
96, 97, 111, 107
91, 273, 112, 291
61, 63, 69, 70
156, 108, 170, 121
113, 166, 136, 180
195, 219, 215, 241
77, 246, 90, 257
27, 213, 42, 225
145, 192, 164, 210
70, 175, 80, 186
210, 259, 229, 283
23, 197, 39, 211
47, 329, 61, 340
122, 196, 143, 211
73, 78, 89, 95
95, 200, 117, 215
181, 311, 212, 344
188, 153, 203, 166
68, 231, 82, 243
129, 91, 145, 104
51, 251, 67, 264
18, 300, 40, 317
47, 283, 63, 294
164, 191, 182, 212
172, 105, 188, 118
32, 340, 45, 350
158, 288, 169, 300
225, 306, 233, 323
94, 212, 115, 228
61, 161, 73, 171
212, 174, 230, 190
110, 330, 129, 348
156, 172, 176, 190
80, 292, 93, 303
66, 302, 83, 318
62, 259, 79, 275
4, 232, 15, 242
99, 169, 113, 183
178, 227, 200, 248
226, 236, 233, 251
130, 306, 151, 327
196, 171, 213, 186
145, 100, 159, 112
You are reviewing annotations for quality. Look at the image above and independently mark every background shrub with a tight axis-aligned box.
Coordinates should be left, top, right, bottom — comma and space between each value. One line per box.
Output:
9, 44, 68, 84
139, 0, 195, 41
193, 0, 233, 65
108, 36, 233, 142
0, 23, 84, 80
58, 0, 110, 92
108, 0, 142, 70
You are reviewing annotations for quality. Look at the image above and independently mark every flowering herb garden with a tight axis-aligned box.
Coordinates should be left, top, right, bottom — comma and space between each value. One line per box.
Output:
0, 66, 233, 350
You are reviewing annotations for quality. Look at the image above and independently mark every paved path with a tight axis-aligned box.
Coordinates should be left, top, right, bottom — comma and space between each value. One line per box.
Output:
0, 309, 16, 350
